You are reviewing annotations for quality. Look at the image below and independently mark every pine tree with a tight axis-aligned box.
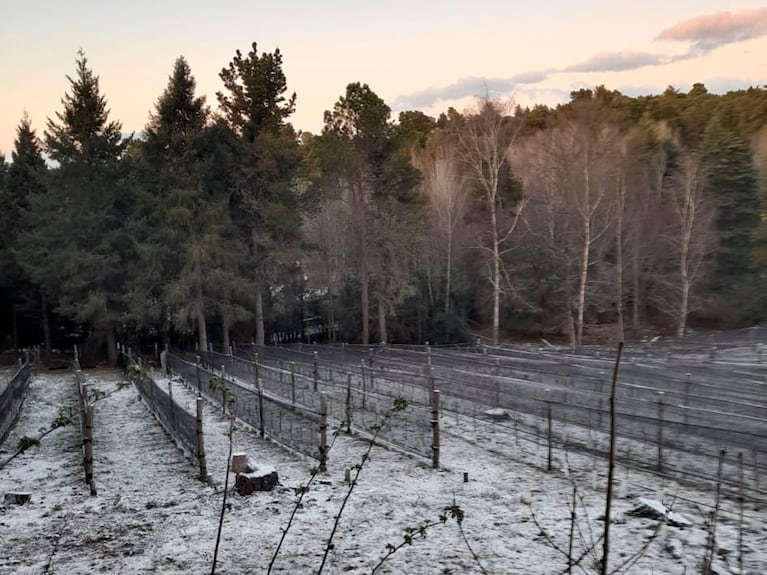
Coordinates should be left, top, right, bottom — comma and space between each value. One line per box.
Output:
217, 42, 303, 345
3, 115, 50, 350
25, 51, 130, 362
316, 83, 423, 343
132, 57, 249, 350
702, 115, 760, 277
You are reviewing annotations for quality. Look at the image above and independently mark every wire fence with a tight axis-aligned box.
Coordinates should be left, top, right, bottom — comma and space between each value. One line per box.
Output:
0, 358, 32, 444
119, 350, 207, 479
200, 346, 435, 463
166, 352, 328, 467
230, 331, 767, 504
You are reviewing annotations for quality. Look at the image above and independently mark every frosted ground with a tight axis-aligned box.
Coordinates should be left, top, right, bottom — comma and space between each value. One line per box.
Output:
1, 368, 765, 574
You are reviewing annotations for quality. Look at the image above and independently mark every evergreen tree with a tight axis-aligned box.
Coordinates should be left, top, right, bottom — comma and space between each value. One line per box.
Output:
23, 51, 130, 362
131, 57, 249, 350
315, 83, 423, 343
702, 111, 761, 322
3, 115, 50, 350
217, 42, 303, 345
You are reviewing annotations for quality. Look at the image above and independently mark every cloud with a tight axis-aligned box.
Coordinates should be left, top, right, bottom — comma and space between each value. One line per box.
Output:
564, 50, 666, 73
656, 7, 767, 53
392, 8, 767, 113
391, 71, 549, 110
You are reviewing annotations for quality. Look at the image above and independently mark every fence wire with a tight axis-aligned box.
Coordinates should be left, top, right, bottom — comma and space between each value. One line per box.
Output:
195, 348, 434, 462
232, 332, 767, 503
120, 353, 199, 461
0, 360, 31, 443
167, 353, 325, 463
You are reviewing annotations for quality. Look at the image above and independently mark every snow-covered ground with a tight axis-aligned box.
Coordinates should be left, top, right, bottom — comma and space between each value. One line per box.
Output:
1, 369, 765, 574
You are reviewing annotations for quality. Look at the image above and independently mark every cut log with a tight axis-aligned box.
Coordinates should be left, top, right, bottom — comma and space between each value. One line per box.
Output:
4, 492, 31, 506
235, 469, 278, 495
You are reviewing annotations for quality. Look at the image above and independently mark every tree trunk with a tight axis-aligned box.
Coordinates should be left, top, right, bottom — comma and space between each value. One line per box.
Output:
491, 201, 501, 346
11, 303, 18, 349
378, 297, 387, 344
360, 226, 369, 345
251, 227, 265, 346
615, 171, 625, 343
631, 240, 640, 337
576, 163, 592, 347
222, 309, 231, 350
445, 228, 453, 313
679, 269, 689, 337
576, 220, 590, 347
196, 286, 208, 352
41, 292, 52, 363
106, 327, 117, 366
254, 290, 265, 346
328, 291, 336, 343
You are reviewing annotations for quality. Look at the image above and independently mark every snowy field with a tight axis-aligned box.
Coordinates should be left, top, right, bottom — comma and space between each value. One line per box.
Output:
1, 368, 765, 574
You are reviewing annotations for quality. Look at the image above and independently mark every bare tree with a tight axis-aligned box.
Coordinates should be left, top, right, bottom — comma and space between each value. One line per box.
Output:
554, 101, 623, 346
663, 151, 716, 335
420, 136, 470, 313
455, 98, 525, 345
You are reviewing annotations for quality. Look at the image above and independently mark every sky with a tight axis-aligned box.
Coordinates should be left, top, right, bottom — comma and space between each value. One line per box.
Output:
1, 0, 766, 156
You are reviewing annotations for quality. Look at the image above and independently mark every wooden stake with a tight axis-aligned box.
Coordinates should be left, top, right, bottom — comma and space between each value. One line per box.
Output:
546, 388, 553, 472
738, 451, 744, 575
313, 351, 319, 392
657, 391, 664, 472
432, 389, 441, 469
257, 378, 265, 438
196, 396, 207, 481
601, 341, 624, 575
345, 372, 352, 433
319, 392, 327, 472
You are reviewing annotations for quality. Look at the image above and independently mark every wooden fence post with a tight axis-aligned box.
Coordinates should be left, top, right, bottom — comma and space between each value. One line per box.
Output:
257, 378, 265, 438
319, 392, 328, 472
220, 364, 227, 414
346, 372, 353, 433
313, 351, 319, 392
80, 381, 96, 496
657, 391, 664, 472
290, 362, 296, 407
86, 402, 96, 496
432, 389, 440, 469
738, 451, 744, 575
193, 355, 201, 393
196, 396, 208, 481
546, 388, 553, 472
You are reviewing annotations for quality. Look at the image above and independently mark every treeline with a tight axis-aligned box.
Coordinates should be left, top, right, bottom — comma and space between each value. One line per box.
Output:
1, 45, 767, 359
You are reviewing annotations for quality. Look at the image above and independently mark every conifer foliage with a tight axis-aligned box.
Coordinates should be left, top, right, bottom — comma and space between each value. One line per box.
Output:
3, 47, 767, 354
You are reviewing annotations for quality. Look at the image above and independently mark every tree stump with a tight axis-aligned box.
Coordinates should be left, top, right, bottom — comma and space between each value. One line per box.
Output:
4, 492, 31, 506
235, 470, 279, 495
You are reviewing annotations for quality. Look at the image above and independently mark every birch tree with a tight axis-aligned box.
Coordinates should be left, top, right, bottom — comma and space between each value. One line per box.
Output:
455, 98, 525, 345
664, 151, 716, 335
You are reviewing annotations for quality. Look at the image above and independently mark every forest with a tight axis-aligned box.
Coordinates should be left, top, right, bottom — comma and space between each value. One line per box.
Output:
1, 44, 767, 361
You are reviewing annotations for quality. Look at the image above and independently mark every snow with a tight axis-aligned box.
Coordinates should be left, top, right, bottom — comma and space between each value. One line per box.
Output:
1, 368, 765, 574
629, 498, 691, 528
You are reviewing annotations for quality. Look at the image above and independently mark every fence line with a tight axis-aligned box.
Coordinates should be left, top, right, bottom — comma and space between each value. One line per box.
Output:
195, 348, 435, 463
119, 349, 208, 480
166, 353, 328, 468
75, 369, 97, 495
0, 357, 32, 444
230, 335, 767, 503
